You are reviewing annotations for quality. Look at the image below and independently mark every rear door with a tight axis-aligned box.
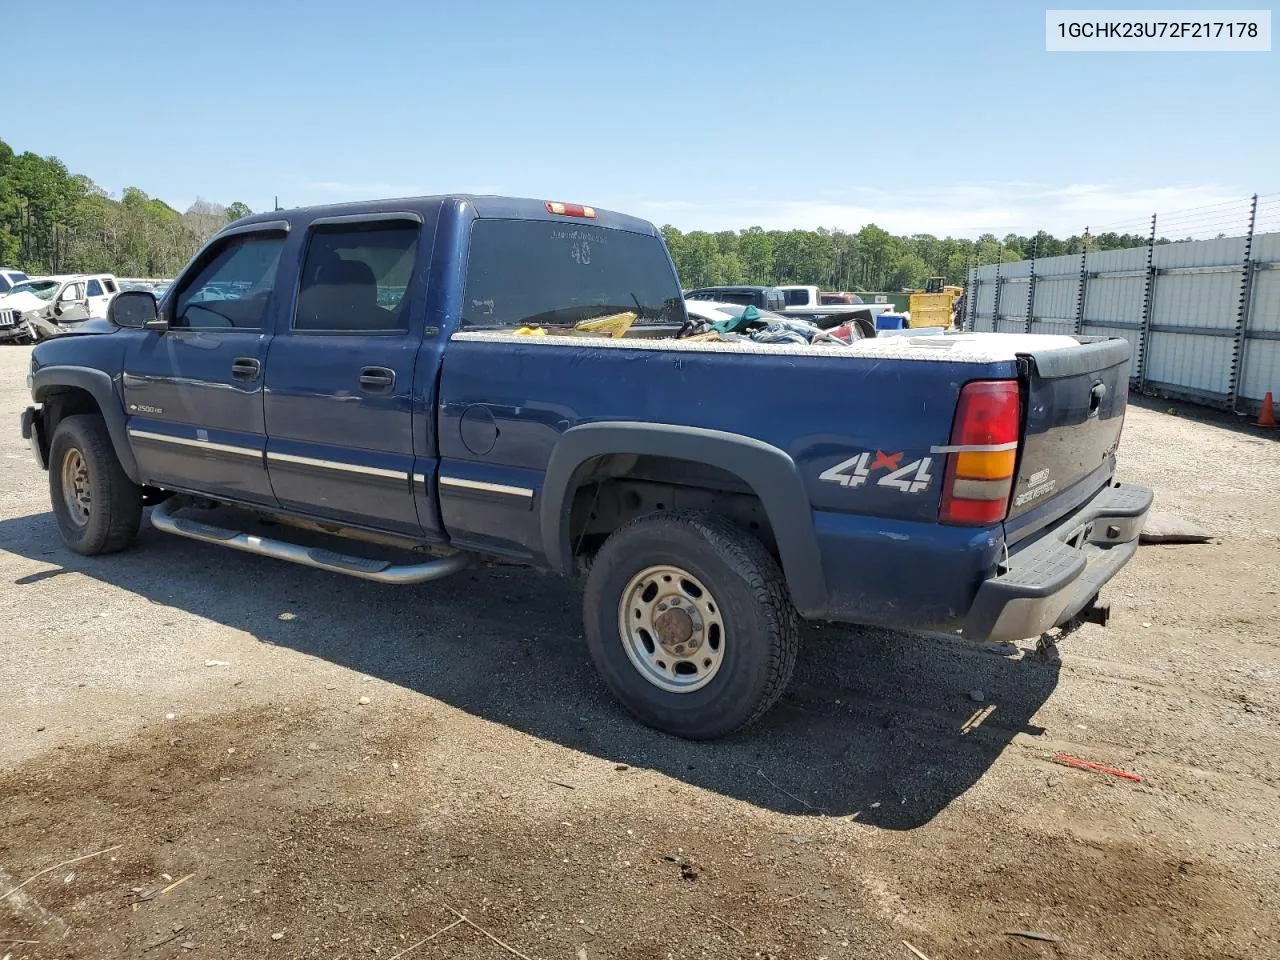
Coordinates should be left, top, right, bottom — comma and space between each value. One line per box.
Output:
1004, 338, 1131, 544
122, 226, 287, 505
85, 277, 112, 318
263, 212, 430, 537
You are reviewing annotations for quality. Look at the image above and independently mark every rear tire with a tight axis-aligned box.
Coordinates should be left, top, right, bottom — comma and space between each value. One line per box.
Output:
583, 510, 798, 739
48, 414, 143, 556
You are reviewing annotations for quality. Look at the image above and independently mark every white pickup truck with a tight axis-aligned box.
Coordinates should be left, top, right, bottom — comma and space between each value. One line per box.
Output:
776, 285, 893, 333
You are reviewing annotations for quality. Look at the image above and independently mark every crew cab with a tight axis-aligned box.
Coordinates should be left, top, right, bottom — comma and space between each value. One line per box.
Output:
20, 195, 1152, 739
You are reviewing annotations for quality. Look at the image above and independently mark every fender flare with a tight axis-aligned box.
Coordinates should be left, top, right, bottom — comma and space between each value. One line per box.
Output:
540, 422, 827, 618
31, 365, 140, 482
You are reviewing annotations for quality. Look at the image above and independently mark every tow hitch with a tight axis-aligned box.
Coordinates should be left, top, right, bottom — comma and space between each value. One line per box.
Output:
1079, 600, 1111, 627
1037, 597, 1110, 663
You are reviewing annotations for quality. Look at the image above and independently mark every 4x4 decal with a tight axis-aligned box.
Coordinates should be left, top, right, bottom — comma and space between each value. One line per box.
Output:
819, 450, 934, 494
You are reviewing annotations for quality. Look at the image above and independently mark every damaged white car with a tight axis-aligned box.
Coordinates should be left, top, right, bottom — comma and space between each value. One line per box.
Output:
0, 274, 120, 343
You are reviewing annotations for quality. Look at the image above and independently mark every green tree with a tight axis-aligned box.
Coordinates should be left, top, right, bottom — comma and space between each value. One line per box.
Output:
737, 227, 773, 284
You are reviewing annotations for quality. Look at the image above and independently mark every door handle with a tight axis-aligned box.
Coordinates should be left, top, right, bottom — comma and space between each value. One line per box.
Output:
231, 357, 261, 381
359, 366, 396, 393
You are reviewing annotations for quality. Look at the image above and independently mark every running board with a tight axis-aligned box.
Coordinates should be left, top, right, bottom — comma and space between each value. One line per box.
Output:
150, 499, 471, 584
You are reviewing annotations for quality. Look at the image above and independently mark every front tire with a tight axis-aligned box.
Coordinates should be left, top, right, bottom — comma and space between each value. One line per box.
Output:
583, 511, 798, 740
48, 414, 143, 555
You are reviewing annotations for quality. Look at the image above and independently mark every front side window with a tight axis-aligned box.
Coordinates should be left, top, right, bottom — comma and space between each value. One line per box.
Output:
462, 219, 685, 329
60, 283, 85, 302
784, 288, 810, 307
173, 233, 285, 330
294, 222, 419, 333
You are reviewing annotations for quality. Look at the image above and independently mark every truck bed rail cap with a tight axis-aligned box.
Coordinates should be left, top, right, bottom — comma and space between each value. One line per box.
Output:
451, 330, 1094, 364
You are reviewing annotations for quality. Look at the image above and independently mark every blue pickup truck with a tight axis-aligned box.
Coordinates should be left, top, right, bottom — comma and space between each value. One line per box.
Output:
20, 195, 1152, 739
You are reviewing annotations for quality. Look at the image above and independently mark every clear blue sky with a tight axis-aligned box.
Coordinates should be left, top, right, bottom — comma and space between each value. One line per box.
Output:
7, 0, 1277, 237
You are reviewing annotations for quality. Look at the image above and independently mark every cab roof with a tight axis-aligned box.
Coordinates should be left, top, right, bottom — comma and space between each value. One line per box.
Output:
229, 195, 660, 238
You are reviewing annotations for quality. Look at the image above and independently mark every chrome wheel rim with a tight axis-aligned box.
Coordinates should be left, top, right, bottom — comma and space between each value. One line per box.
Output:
618, 564, 725, 693
60, 448, 92, 527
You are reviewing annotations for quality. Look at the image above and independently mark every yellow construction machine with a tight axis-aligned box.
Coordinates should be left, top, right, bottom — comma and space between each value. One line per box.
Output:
907, 277, 964, 329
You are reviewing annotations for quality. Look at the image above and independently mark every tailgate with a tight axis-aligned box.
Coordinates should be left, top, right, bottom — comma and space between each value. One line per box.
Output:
1006, 338, 1130, 543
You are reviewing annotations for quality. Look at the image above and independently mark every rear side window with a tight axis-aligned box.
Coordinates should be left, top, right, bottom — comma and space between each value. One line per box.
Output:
294, 222, 419, 333
87, 279, 104, 296
462, 220, 685, 329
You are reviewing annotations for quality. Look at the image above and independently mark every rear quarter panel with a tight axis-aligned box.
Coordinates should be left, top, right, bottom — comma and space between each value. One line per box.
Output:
437, 337, 1016, 591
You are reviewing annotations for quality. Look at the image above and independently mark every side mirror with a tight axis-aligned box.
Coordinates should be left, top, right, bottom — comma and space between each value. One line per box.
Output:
109, 290, 167, 331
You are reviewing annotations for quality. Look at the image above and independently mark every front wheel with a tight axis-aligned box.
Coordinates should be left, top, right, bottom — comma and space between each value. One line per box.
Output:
48, 414, 143, 555
583, 511, 799, 740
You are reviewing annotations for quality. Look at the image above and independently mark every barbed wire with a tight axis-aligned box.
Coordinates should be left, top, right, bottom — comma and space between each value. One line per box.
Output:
963, 192, 1280, 266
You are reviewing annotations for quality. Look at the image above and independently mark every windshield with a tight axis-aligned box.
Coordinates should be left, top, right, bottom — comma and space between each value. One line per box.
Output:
10, 280, 58, 301
462, 219, 685, 329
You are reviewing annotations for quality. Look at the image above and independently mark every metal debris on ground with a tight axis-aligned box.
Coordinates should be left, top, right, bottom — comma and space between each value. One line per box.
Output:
1005, 929, 1061, 942
1140, 511, 1214, 544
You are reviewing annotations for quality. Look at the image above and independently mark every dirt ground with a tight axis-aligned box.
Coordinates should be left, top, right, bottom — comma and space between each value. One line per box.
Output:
1, 343, 1277, 960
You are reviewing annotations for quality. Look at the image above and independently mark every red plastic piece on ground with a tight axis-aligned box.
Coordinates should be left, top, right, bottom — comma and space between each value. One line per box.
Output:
1051, 753, 1142, 782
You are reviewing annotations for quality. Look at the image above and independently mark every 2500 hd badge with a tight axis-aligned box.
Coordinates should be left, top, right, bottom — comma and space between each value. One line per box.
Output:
1015, 468, 1057, 507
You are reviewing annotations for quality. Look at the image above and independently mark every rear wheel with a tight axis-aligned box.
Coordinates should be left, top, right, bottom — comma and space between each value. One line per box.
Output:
48, 414, 142, 555
583, 511, 798, 739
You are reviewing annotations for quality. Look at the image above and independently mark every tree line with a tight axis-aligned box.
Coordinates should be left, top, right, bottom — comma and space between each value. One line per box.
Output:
3, 136, 1172, 291
661, 224, 1161, 292
0, 138, 251, 278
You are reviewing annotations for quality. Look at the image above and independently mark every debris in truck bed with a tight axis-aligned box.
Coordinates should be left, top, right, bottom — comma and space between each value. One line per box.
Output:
513, 311, 639, 339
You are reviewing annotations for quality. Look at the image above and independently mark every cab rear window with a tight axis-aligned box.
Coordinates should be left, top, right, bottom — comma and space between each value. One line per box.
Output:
462, 219, 685, 329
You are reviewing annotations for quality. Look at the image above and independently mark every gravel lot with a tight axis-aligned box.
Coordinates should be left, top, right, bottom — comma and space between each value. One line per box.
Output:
1, 343, 1277, 959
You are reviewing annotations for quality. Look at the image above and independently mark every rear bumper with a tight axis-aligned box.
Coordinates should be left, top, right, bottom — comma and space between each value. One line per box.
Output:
963, 482, 1154, 642
21, 405, 47, 470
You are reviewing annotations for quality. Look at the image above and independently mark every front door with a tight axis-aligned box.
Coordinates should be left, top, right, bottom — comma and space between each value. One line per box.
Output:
123, 229, 287, 505
53, 281, 89, 324
263, 215, 428, 537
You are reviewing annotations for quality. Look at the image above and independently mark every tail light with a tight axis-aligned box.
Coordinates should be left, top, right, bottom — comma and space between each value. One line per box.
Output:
938, 380, 1021, 526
